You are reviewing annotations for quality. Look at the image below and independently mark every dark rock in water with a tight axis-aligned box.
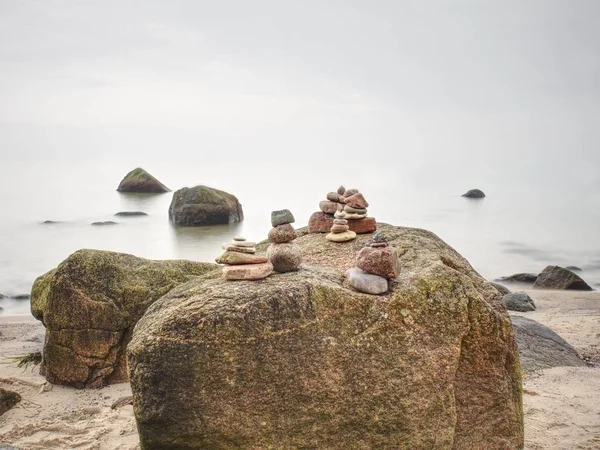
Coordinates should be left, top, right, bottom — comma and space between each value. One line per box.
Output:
0, 293, 4, 299
129, 223, 524, 449
91, 221, 118, 226
10, 294, 30, 300
169, 185, 243, 226
42, 220, 60, 225
117, 168, 169, 193
511, 316, 585, 373
0, 388, 21, 416
114, 211, 148, 217
496, 273, 538, 283
462, 188, 486, 198
533, 265, 592, 291
31, 249, 218, 388
503, 292, 536, 312
490, 282, 511, 296
565, 265, 582, 272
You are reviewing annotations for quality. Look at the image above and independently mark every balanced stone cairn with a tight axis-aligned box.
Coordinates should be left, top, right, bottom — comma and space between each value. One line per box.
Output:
344, 231, 400, 294
216, 236, 273, 280
309, 185, 376, 234
267, 209, 302, 272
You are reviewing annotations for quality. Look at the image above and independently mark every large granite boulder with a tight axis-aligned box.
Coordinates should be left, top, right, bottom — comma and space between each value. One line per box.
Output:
117, 168, 170, 193
510, 316, 585, 372
31, 249, 218, 388
533, 265, 593, 291
169, 185, 243, 226
129, 223, 524, 449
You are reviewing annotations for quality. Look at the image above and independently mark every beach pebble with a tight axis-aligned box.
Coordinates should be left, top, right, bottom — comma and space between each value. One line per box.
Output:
337, 185, 345, 195
319, 201, 338, 215
326, 192, 340, 202
268, 224, 297, 243
345, 267, 388, 295
223, 261, 273, 280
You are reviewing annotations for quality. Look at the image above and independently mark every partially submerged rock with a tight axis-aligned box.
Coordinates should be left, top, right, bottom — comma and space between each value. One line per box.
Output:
462, 188, 486, 198
117, 168, 169, 193
31, 249, 217, 388
91, 221, 118, 226
533, 265, 593, 291
511, 316, 585, 372
169, 185, 243, 226
115, 211, 148, 217
129, 223, 523, 449
0, 388, 21, 416
497, 273, 538, 283
503, 292, 536, 312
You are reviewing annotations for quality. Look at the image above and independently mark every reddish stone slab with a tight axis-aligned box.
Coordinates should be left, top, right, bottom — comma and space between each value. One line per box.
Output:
308, 212, 376, 234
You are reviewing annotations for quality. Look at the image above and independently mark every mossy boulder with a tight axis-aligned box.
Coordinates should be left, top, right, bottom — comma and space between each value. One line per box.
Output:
117, 168, 170, 193
168, 185, 243, 226
31, 249, 218, 388
128, 223, 524, 449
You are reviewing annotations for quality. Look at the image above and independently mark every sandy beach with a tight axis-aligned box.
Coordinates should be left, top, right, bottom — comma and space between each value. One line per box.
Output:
1, 289, 599, 449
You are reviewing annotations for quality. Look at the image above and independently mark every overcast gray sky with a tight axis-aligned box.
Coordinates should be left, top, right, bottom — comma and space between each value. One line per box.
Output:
1, 0, 599, 178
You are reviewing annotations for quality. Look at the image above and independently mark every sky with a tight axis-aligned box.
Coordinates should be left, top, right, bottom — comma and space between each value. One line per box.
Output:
1, 0, 599, 183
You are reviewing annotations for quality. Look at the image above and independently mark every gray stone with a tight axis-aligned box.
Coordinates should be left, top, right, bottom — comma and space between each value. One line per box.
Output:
319, 201, 338, 215
533, 265, 592, 291
345, 267, 388, 294
511, 316, 585, 373
496, 273, 538, 283
169, 185, 243, 226
326, 192, 340, 202
333, 219, 348, 225
503, 292, 536, 312
115, 211, 148, 217
565, 266, 582, 272
462, 189, 486, 199
91, 221, 118, 226
490, 282, 511, 296
271, 209, 295, 227
343, 205, 367, 214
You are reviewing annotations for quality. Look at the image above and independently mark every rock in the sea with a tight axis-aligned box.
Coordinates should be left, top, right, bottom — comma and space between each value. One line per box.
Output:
337, 185, 345, 195
490, 282, 511, 296
497, 273, 538, 283
10, 294, 30, 300
31, 249, 217, 388
268, 224, 297, 243
511, 316, 585, 373
91, 221, 118, 226
222, 261, 273, 280
129, 223, 524, 450
266, 242, 302, 272
356, 246, 400, 279
533, 265, 593, 291
345, 267, 388, 294
462, 189, 486, 199
117, 168, 170, 193
42, 220, 60, 224
169, 185, 243, 226
565, 265, 582, 272
0, 388, 21, 416
115, 211, 148, 217
271, 209, 295, 227
503, 292, 536, 312
215, 251, 268, 265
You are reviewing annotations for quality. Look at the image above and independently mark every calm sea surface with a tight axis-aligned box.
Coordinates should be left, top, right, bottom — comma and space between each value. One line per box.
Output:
1, 159, 599, 316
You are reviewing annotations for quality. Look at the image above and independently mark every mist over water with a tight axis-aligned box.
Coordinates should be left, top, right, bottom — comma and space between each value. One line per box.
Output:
1, 1, 600, 315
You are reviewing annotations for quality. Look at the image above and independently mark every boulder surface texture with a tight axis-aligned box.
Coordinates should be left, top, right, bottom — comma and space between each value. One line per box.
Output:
129, 223, 524, 450
533, 265, 593, 291
31, 249, 217, 388
503, 292, 536, 312
117, 168, 170, 193
169, 185, 243, 226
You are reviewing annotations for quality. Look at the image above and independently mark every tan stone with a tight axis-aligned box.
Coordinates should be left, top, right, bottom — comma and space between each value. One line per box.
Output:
223, 261, 273, 280
216, 251, 269, 265
326, 230, 357, 242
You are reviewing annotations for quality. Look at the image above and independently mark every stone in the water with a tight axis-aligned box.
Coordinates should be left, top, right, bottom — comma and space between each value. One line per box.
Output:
345, 267, 388, 295
330, 224, 349, 233
344, 213, 367, 220
117, 167, 170, 193
234, 236, 246, 242
333, 218, 348, 225
42, 220, 60, 224
344, 188, 359, 196
216, 251, 269, 265
169, 185, 243, 226
225, 240, 256, 248
222, 245, 256, 254
344, 193, 369, 209
11, 294, 30, 300
268, 224, 297, 243
503, 292, 536, 312
343, 205, 367, 214
497, 273, 538, 283
462, 189, 486, 199
337, 185, 345, 195
0, 388, 21, 416
490, 282, 511, 296
267, 242, 302, 272
326, 192, 340, 202
533, 265, 592, 291
271, 209, 295, 227
356, 246, 400, 279
115, 211, 148, 217
223, 261, 273, 280
319, 201, 338, 215
326, 230, 356, 242
565, 266, 582, 272
91, 221, 118, 226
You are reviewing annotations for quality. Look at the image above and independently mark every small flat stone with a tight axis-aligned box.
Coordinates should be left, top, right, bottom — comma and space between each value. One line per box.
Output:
268, 223, 297, 243
267, 242, 302, 272
344, 193, 369, 209
326, 192, 340, 202
319, 201, 338, 215
222, 245, 256, 254
356, 246, 400, 279
333, 218, 348, 225
371, 242, 388, 248
344, 213, 367, 220
344, 188, 359, 196
330, 224, 349, 233
223, 262, 273, 280
233, 236, 246, 242
345, 267, 388, 295
326, 230, 356, 242
337, 185, 345, 195
344, 205, 367, 214
216, 251, 269, 265
372, 231, 388, 243
226, 240, 256, 248
271, 209, 295, 227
